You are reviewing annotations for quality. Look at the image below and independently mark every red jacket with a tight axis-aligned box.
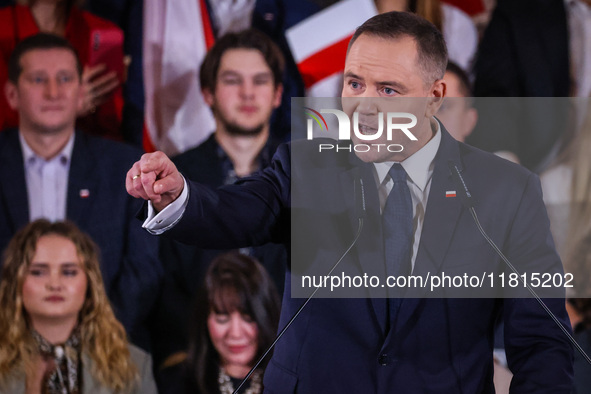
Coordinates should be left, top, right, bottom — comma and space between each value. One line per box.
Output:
0, 5, 124, 140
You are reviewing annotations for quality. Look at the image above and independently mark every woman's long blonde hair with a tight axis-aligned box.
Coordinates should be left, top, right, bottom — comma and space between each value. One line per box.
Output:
0, 220, 137, 391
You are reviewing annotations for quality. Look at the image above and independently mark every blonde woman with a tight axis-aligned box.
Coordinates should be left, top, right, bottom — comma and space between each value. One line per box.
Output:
0, 220, 157, 393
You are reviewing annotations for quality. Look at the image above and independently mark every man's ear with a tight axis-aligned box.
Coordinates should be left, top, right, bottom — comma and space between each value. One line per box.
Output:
425, 78, 446, 117
4, 80, 19, 110
202, 87, 215, 106
272, 83, 283, 109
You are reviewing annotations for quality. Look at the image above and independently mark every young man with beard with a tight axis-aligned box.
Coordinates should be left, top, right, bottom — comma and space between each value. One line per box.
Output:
151, 29, 287, 374
178, 28, 284, 182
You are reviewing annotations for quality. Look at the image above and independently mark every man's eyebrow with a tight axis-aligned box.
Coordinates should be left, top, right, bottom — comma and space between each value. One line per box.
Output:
29, 262, 49, 268
344, 72, 407, 91
220, 70, 272, 78
218, 70, 242, 78
344, 71, 363, 81
253, 71, 273, 79
376, 80, 407, 91
24, 70, 47, 76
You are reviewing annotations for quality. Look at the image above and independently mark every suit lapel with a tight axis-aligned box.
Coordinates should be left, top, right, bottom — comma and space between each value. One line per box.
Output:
340, 155, 389, 334
67, 132, 98, 225
0, 130, 30, 231
0, 376, 25, 394
394, 128, 465, 328
0, 354, 108, 394
411, 130, 464, 282
82, 353, 111, 394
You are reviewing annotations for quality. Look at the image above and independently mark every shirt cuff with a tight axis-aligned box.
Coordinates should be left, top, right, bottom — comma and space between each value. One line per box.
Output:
142, 176, 189, 234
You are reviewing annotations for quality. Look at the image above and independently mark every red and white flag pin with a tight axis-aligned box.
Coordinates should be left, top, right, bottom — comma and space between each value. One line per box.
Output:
79, 189, 90, 198
446, 191, 456, 198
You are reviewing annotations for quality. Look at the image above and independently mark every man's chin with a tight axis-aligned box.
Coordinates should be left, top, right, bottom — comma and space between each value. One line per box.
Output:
31, 120, 73, 135
224, 122, 265, 137
354, 149, 385, 163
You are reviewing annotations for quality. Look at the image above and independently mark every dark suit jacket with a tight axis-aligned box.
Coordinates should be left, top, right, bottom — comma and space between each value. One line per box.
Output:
469, 0, 571, 172
0, 344, 158, 394
0, 129, 162, 350
573, 326, 591, 394
151, 134, 286, 368
167, 127, 573, 392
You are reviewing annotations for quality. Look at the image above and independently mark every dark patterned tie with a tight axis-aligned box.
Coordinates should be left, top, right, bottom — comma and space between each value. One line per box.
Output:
382, 163, 413, 329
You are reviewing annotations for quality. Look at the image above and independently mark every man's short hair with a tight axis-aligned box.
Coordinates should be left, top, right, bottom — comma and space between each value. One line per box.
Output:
348, 11, 448, 85
446, 61, 472, 97
8, 33, 83, 83
199, 28, 284, 92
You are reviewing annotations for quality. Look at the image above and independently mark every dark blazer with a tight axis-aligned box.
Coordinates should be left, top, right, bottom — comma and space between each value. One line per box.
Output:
152, 134, 286, 369
167, 127, 573, 393
0, 344, 158, 394
0, 129, 162, 350
469, 0, 571, 172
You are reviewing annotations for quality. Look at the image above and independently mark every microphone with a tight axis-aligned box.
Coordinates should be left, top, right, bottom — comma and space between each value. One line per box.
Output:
233, 174, 366, 394
354, 167, 367, 220
448, 161, 591, 365
447, 161, 473, 209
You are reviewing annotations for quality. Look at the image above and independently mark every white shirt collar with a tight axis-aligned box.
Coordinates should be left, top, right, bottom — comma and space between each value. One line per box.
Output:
19, 132, 75, 165
373, 118, 441, 191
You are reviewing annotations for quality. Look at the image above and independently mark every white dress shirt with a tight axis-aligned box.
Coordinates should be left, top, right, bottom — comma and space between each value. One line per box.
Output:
20, 132, 74, 222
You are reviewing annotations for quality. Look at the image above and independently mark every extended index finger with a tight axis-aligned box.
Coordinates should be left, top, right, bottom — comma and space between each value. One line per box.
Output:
137, 151, 171, 176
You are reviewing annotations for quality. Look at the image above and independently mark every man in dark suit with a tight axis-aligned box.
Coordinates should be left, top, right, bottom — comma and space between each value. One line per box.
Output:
0, 33, 162, 350
128, 12, 573, 392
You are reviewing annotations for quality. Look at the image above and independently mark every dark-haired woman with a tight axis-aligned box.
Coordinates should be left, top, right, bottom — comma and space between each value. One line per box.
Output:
158, 252, 281, 394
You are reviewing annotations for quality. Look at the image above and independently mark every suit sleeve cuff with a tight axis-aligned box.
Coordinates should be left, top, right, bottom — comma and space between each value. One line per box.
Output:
142, 176, 189, 234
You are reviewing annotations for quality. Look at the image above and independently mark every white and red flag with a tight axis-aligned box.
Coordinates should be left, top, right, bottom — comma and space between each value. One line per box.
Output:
286, 0, 377, 98
143, 0, 216, 154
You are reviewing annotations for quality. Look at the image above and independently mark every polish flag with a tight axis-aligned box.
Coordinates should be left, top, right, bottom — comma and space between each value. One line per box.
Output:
143, 0, 216, 155
286, 0, 377, 98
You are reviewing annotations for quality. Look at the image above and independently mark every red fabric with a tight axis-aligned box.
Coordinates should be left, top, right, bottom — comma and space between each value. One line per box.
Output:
142, 123, 156, 153
298, 35, 351, 89
199, 0, 215, 50
0, 5, 124, 140
142, 0, 216, 152
442, 0, 485, 16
